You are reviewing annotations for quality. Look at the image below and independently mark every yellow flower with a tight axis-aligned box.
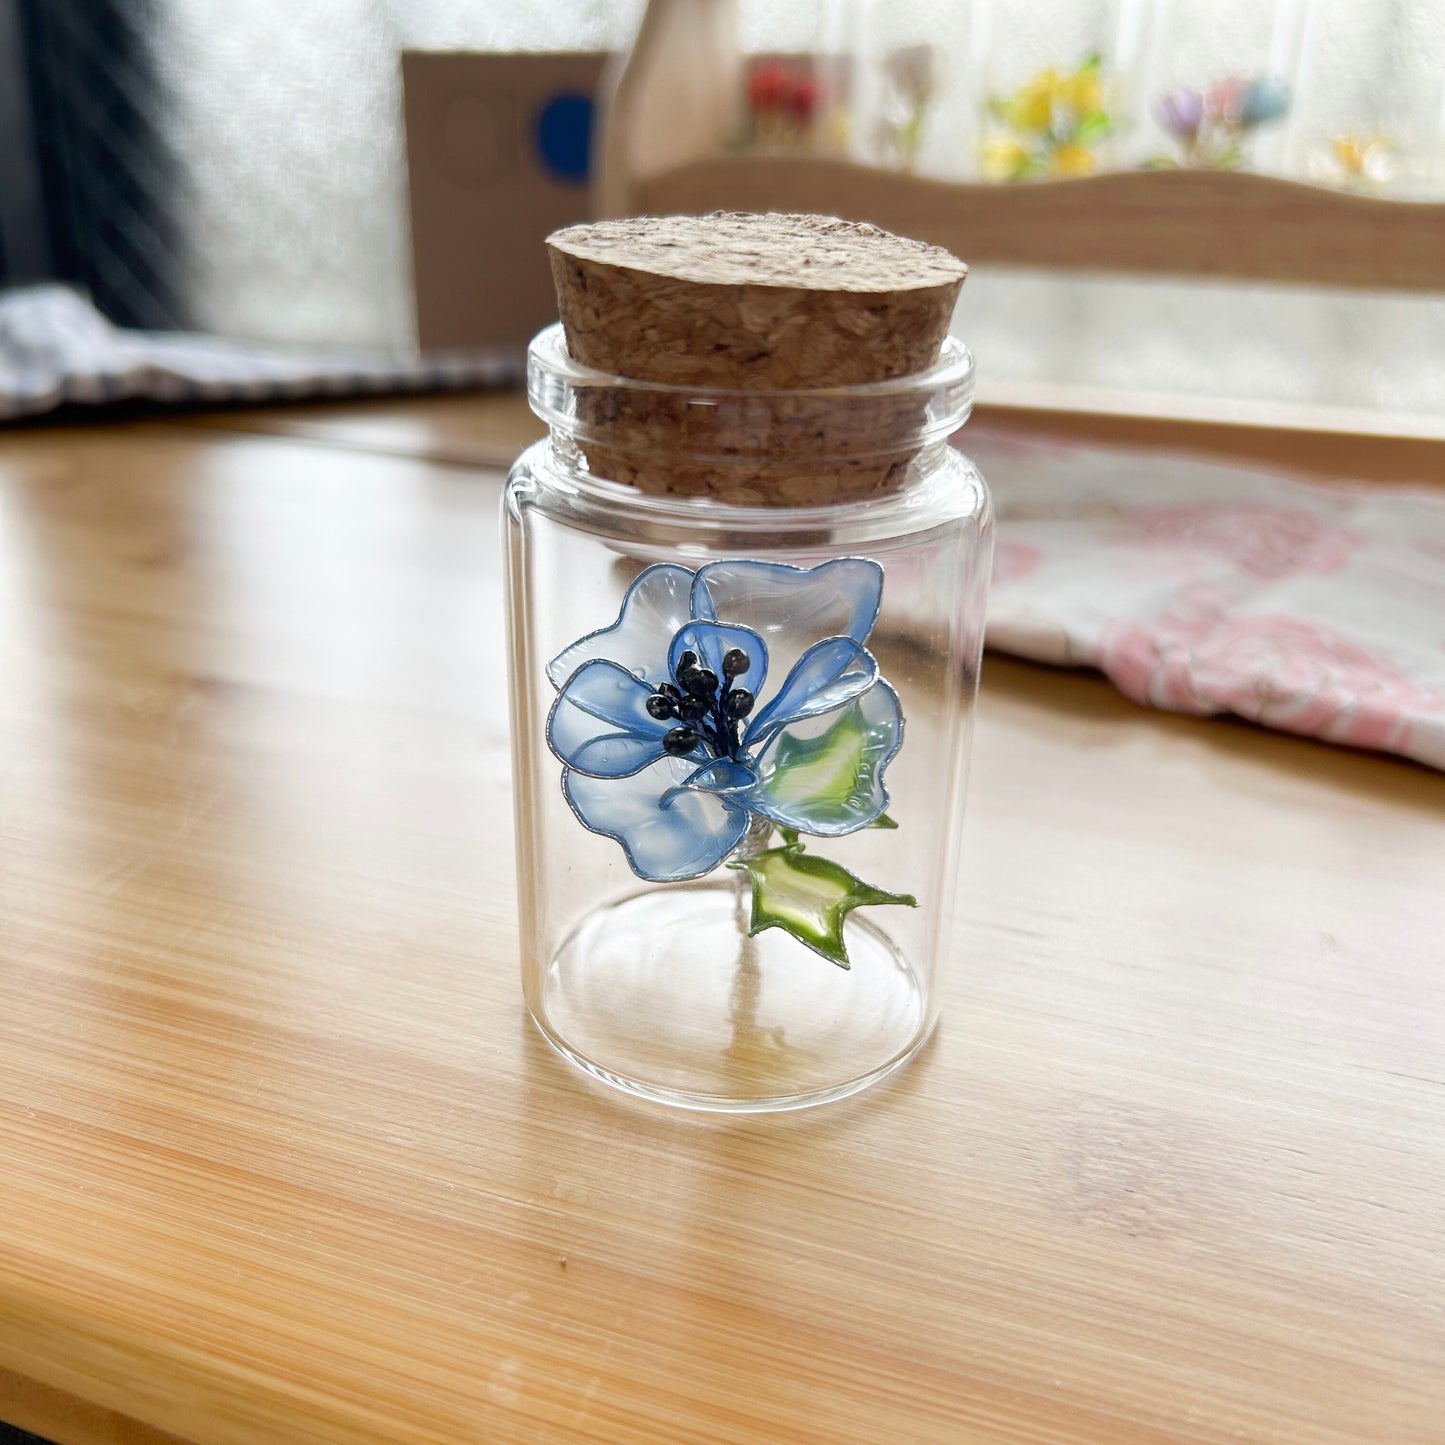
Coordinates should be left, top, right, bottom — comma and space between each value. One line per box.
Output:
1011, 69, 1060, 132
1329, 133, 1396, 185
983, 138, 1031, 180
1060, 70, 1103, 117
1330, 134, 1372, 177
1050, 143, 1096, 177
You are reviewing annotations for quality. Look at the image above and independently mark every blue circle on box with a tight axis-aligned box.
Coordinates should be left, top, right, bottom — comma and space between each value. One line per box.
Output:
535, 92, 595, 186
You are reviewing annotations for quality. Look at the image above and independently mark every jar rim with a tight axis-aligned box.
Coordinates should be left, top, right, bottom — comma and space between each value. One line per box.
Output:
515, 432, 987, 530
524, 322, 975, 506
527, 321, 975, 409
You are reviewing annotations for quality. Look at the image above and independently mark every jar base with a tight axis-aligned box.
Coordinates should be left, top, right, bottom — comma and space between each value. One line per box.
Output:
531, 882, 932, 1113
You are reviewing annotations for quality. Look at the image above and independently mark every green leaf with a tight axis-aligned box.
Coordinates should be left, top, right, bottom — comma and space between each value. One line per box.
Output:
728, 841, 916, 969
1074, 112, 1112, 143
783, 814, 892, 845
758, 692, 899, 836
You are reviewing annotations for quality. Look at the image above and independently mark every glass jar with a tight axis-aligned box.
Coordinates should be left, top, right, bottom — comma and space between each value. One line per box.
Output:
503, 323, 992, 1112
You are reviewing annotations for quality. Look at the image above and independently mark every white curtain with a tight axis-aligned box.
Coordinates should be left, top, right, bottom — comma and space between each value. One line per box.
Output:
148, 0, 1445, 421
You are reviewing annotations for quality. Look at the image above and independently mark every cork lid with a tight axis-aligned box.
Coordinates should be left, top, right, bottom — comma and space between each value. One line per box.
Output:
550, 212, 965, 292
544, 212, 968, 503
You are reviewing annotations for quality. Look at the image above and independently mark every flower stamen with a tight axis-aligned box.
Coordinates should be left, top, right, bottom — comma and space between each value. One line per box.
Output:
724, 688, 754, 720
663, 726, 701, 756
649, 645, 757, 762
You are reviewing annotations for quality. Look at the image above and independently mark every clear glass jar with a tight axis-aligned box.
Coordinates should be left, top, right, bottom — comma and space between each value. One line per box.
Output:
503, 323, 992, 1112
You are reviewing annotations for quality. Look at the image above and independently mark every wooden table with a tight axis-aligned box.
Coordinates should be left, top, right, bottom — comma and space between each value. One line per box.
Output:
1, 399, 1442, 1445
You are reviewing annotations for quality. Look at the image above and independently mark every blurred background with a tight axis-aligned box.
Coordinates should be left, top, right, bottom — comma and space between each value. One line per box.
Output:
2, 0, 1443, 422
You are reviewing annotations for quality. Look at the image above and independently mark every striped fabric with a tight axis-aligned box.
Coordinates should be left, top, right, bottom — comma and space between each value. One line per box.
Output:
0, 285, 521, 421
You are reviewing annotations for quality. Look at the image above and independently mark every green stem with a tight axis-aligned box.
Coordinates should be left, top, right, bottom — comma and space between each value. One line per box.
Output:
739, 815, 775, 859
725, 815, 781, 1069
731, 815, 774, 934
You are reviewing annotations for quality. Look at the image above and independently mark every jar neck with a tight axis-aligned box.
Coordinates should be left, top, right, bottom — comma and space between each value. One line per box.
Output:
527, 324, 975, 507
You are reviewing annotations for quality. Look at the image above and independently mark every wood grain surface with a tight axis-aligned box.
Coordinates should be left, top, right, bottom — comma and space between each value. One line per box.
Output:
639, 156, 1445, 293
1, 415, 1443, 1445
170, 382, 1445, 491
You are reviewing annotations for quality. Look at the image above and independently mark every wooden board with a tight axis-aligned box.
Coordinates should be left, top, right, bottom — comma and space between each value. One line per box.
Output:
0, 417, 1442, 1444
174, 391, 546, 470
639, 156, 1445, 293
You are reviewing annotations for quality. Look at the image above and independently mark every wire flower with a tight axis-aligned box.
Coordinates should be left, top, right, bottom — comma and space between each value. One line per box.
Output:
544, 559, 916, 965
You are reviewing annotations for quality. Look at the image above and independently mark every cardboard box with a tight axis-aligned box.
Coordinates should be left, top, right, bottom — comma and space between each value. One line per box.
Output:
403, 51, 608, 353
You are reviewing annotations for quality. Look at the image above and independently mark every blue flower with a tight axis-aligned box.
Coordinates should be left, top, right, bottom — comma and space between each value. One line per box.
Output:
1240, 77, 1289, 128
546, 559, 904, 882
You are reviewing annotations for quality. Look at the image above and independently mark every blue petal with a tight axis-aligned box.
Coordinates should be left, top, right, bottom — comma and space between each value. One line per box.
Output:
664, 757, 759, 802
749, 681, 904, 837
546, 563, 696, 690
668, 621, 767, 698
564, 758, 751, 882
744, 637, 879, 748
547, 659, 695, 778
692, 558, 883, 650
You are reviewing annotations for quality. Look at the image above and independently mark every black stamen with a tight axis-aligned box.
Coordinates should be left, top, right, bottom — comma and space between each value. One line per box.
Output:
676, 650, 699, 675
658, 683, 682, 702
724, 687, 754, 720
663, 726, 699, 756
678, 696, 709, 723
722, 648, 750, 679
645, 694, 675, 720
687, 667, 719, 698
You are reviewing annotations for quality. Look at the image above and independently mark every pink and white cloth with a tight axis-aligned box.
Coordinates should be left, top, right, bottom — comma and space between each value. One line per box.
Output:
962, 427, 1445, 770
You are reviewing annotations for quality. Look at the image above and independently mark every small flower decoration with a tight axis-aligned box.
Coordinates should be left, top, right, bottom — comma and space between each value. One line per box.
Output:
1323, 133, 1398, 190
1153, 75, 1289, 170
873, 44, 938, 173
745, 59, 820, 153
545, 559, 915, 965
1156, 88, 1203, 144
983, 53, 1113, 182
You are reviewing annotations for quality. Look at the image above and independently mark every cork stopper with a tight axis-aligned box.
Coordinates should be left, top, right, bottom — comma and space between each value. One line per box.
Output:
546, 213, 966, 504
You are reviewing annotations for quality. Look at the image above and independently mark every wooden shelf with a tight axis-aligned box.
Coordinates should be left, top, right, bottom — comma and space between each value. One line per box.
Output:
639, 156, 1445, 292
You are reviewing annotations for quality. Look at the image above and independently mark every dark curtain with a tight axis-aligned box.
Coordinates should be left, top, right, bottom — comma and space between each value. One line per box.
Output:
3, 0, 186, 328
